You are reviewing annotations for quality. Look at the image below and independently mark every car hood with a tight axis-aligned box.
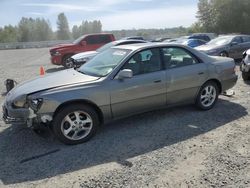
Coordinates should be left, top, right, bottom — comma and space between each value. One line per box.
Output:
195, 44, 226, 51
6, 69, 100, 101
50, 43, 75, 51
71, 51, 98, 60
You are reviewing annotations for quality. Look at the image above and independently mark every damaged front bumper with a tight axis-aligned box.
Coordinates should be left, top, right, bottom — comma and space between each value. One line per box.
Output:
2, 103, 35, 126
2, 103, 53, 127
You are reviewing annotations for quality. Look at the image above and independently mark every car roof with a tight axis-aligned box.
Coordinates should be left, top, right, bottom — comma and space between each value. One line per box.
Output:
112, 42, 190, 51
114, 39, 147, 45
219, 34, 250, 37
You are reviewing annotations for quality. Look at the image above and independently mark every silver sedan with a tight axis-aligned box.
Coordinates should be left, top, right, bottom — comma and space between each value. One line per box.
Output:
2, 43, 237, 144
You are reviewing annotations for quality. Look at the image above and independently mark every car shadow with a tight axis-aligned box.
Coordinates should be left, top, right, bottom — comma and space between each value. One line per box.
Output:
243, 80, 250, 85
46, 67, 66, 73
0, 98, 247, 185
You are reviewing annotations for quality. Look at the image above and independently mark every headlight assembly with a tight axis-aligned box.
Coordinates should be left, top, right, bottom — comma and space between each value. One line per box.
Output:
51, 51, 61, 56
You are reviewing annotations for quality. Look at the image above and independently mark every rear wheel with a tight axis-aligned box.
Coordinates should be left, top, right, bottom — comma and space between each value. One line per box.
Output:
53, 104, 99, 145
196, 81, 219, 110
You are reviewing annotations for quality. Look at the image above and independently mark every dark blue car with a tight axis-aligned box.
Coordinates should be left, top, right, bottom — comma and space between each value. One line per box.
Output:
165, 38, 207, 48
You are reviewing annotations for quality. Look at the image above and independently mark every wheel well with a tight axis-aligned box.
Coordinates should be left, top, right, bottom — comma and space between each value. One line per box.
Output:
53, 100, 104, 124
62, 54, 74, 62
205, 79, 222, 93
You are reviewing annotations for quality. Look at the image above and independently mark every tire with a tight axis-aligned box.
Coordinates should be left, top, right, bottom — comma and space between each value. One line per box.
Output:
220, 51, 228, 57
242, 72, 250, 81
53, 104, 99, 145
196, 81, 219, 110
62, 54, 74, 68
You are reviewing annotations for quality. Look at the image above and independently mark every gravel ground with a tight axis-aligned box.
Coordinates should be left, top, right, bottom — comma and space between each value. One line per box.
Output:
0, 48, 249, 188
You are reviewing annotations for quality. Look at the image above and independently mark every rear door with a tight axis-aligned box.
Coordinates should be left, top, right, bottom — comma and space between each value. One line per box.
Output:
229, 36, 244, 59
241, 36, 250, 54
162, 47, 208, 104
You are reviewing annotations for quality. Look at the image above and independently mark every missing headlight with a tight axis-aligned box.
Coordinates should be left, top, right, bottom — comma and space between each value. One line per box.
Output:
12, 100, 25, 108
28, 98, 43, 111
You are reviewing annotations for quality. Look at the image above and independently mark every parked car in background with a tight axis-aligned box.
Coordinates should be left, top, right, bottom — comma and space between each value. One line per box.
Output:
240, 49, 250, 81
66, 39, 147, 68
121, 36, 144, 40
151, 37, 171, 42
165, 38, 207, 48
195, 35, 250, 59
164, 36, 189, 43
189, 33, 217, 42
3, 43, 237, 144
49, 33, 115, 67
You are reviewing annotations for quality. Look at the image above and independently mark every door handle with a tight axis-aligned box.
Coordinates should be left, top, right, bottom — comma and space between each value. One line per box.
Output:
154, 80, 162, 83
198, 72, 204, 75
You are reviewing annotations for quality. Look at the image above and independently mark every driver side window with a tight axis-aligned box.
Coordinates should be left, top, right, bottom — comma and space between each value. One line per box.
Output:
123, 48, 161, 76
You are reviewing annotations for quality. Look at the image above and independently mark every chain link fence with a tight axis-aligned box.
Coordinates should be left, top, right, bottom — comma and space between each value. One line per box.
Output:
0, 40, 73, 50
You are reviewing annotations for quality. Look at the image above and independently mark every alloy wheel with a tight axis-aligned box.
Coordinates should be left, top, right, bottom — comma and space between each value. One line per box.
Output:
200, 85, 217, 107
61, 111, 93, 141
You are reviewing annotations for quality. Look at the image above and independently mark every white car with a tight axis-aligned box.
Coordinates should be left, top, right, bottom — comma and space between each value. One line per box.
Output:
240, 49, 250, 81
66, 39, 147, 68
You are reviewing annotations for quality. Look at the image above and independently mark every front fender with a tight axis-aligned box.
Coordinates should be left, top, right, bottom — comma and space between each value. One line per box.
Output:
30, 83, 112, 122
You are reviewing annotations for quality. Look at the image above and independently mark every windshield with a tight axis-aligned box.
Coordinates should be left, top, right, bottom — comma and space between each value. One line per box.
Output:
207, 36, 233, 46
79, 48, 131, 77
96, 41, 117, 53
73, 36, 85, 44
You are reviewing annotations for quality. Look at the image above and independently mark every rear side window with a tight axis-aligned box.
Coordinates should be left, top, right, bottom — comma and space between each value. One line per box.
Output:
242, 36, 250, 43
98, 35, 112, 43
85, 36, 98, 45
198, 40, 206, 45
232, 36, 243, 44
162, 47, 199, 69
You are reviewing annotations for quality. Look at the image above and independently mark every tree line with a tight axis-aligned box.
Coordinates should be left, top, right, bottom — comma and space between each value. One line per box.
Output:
1, 1, 250, 43
0, 13, 102, 43
190, 0, 250, 34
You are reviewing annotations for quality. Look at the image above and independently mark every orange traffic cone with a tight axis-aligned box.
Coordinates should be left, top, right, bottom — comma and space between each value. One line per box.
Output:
40, 66, 45, 76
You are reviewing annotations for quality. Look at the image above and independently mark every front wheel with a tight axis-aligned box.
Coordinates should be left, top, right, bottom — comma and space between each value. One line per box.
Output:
53, 104, 99, 145
196, 81, 219, 110
62, 54, 74, 68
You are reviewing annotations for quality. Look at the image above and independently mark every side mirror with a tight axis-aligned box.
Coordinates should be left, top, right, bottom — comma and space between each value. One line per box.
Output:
80, 41, 86, 46
231, 41, 238, 46
117, 69, 133, 80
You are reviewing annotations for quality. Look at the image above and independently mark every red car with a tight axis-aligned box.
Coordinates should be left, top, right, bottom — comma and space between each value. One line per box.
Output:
50, 33, 115, 68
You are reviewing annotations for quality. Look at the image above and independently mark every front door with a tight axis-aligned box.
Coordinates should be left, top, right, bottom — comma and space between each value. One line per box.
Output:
110, 48, 167, 118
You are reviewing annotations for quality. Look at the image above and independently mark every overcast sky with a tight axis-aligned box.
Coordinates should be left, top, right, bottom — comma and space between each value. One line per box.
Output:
0, 0, 198, 30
